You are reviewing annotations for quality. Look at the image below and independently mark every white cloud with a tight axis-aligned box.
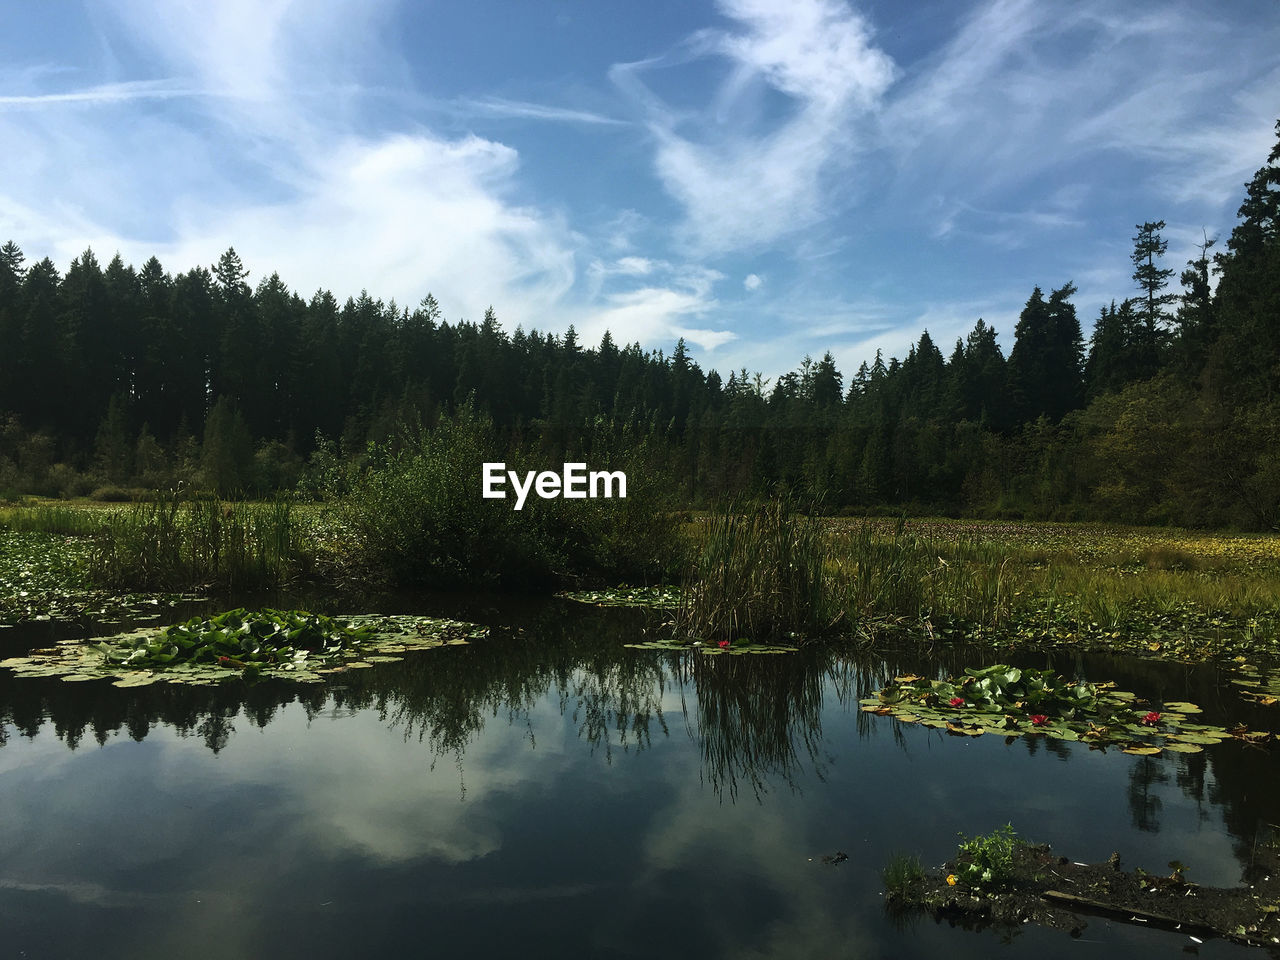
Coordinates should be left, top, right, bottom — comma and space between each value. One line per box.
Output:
0, 79, 207, 107
457, 96, 627, 126
743, 272, 762, 291
577, 263, 731, 350
615, 256, 656, 276
615, 0, 896, 255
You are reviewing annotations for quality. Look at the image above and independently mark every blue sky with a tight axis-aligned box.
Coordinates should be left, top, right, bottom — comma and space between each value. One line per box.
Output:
2, 0, 1277, 379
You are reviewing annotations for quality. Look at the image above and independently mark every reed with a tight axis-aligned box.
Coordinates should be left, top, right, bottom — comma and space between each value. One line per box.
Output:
88, 490, 303, 590
674, 495, 839, 643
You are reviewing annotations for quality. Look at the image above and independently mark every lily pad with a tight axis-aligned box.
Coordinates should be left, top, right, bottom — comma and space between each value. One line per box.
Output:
0, 610, 487, 688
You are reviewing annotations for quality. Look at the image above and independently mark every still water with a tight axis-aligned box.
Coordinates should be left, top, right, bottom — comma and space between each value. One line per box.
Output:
0, 600, 1275, 959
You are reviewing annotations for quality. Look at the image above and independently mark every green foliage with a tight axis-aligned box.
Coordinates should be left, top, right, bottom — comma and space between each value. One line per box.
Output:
0, 503, 108, 536
865, 666, 1247, 753
0, 609, 485, 686
102, 608, 376, 669
1, 124, 1279, 527
955, 824, 1019, 889
336, 407, 684, 590
201, 397, 254, 496
882, 853, 925, 898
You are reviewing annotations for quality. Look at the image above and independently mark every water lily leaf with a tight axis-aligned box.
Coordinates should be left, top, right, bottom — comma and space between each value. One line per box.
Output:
1122, 745, 1163, 756
1162, 742, 1204, 754
1162, 701, 1202, 713
112, 673, 158, 688
1043, 727, 1080, 741
1171, 732, 1224, 745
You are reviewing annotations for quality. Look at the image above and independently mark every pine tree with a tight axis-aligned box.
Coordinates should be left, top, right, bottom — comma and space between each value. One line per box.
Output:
1130, 220, 1177, 341
1211, 119, 1280, 399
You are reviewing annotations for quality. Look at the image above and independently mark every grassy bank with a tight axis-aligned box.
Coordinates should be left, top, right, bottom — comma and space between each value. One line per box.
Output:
671, 507, 1280, 659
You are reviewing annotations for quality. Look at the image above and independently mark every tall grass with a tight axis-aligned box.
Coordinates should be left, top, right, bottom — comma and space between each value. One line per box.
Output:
882, 852, 925, 898
88, 491, 303, 591
0, 504, 111, 537
674, 495, 839, 643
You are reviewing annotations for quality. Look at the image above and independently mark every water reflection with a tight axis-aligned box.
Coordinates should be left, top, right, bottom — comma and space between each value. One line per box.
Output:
0, 600, 1276, 959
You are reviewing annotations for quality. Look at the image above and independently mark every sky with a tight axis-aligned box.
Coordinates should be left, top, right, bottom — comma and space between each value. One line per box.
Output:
1, 0, 1277, 381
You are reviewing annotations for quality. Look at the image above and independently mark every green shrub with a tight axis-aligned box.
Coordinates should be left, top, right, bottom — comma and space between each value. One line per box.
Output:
955, 823, 1019, 889
336, 408, 684, 590
88, 485, 143, 502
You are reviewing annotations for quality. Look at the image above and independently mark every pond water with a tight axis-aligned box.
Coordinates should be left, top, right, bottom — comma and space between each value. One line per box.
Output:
0, 599, 1276, 959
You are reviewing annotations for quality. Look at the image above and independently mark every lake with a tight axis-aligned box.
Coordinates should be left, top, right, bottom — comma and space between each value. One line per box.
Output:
0, 598, 1274, 958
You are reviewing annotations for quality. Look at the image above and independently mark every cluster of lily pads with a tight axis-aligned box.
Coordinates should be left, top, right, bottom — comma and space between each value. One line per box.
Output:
0, 608, 485, 687
1231, 661, 1280, 707
557, 586, 682, 609
0, 531, 191, 628
860, 663, 1269, 754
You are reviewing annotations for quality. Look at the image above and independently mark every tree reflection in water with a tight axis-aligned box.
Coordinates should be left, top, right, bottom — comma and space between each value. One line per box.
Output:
0, 601, 1275, 853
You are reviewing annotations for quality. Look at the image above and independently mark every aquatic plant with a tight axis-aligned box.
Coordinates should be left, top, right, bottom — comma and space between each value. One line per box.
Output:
882, 853, 925, 898
0, 504, 111, 537
0, 608, 485, 686
860, 664, 1271, 753
557, 585, 682, 609
88, 490, 305, 591
673, 494, 838, 644
955, 824, 1019, 889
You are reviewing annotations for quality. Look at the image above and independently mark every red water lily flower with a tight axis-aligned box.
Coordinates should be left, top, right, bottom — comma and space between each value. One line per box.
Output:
949, 697, 965, 707
1140, 711, 1161, 726
1029, 714, 1049, 726
718, 640, 730, 649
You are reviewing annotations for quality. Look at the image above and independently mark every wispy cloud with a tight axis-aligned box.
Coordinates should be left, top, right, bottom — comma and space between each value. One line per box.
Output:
457, 96, 627, 126
0, 79, 207, 107
614, 0, 896, 256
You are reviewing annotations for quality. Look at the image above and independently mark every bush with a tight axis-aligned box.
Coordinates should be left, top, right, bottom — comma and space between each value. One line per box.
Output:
955, 824, 1019, 889
336, 408, 684, 590
89, 485, 144, 502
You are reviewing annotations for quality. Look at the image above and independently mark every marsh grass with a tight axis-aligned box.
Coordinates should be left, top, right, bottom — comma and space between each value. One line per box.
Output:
679, 508, 1280, 651
674, 495, 838, 643
0, 503, 110, 537
830, 523, 1013, 628
89, 491, 304, 591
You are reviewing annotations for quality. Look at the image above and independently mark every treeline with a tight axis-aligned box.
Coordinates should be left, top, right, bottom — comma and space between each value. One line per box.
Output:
1, 123, 1277, 528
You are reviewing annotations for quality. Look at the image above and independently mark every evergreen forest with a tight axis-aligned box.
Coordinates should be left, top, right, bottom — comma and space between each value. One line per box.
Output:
2, 122, 1278, 530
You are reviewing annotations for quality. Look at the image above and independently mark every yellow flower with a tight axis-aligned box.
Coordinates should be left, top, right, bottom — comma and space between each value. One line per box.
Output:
946, 874, 958, 886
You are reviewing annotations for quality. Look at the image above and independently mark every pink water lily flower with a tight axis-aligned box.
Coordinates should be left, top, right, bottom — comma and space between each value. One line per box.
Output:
949, 697, 965, 707
1029, 714, 1049, 726
1140, 711, 1161, 726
